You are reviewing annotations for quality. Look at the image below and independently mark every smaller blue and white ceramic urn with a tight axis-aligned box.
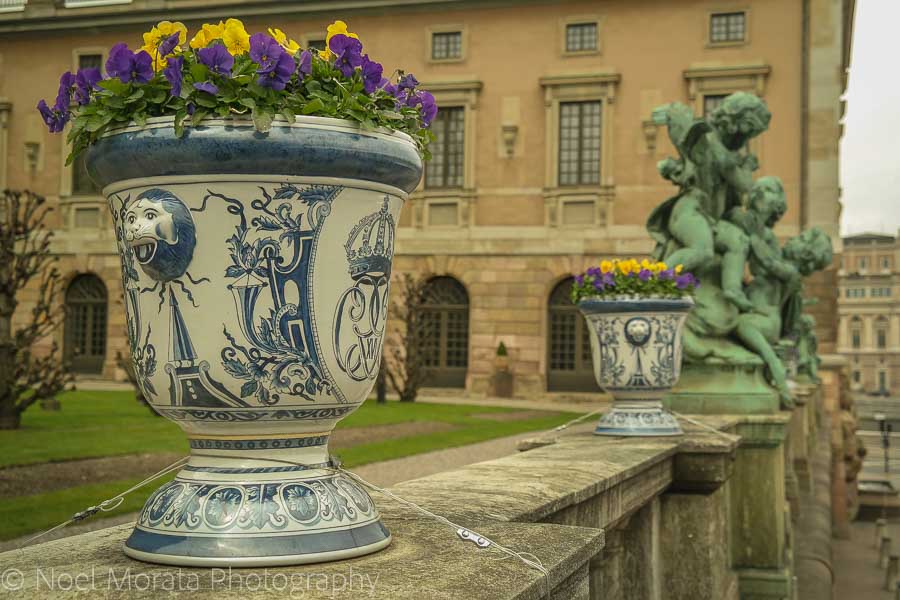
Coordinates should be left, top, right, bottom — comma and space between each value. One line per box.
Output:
577, 297, 694, 436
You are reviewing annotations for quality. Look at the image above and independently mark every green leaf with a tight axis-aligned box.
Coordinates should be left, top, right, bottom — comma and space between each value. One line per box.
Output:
279, 107, 295, 124
189, 63, 209, 82
193, 94, 217, 108
191, 109, 209, 127
301, 98, 324, 115
251, 108, 274, 132
238, 97, 256, 109
97, 78, 128, 94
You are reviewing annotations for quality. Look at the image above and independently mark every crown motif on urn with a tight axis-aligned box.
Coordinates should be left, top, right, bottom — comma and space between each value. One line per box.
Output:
345, 196, 395, 280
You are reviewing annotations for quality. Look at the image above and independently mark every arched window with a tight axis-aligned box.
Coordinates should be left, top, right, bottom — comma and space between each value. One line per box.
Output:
64, 274, 108, 374
547, 278, 595, 391
420, 276, 469, 388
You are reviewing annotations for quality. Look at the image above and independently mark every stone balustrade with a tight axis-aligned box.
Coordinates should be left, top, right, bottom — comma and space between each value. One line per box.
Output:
0, 371, 849, 599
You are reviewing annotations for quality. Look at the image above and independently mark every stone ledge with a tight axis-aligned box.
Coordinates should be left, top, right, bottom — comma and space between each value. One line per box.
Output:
393, 432, 680, 527
0, 503, 604, 600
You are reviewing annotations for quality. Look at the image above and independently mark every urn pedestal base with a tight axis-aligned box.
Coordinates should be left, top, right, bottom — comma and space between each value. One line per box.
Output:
594, 401, 683, 437
124, 440, 389, 567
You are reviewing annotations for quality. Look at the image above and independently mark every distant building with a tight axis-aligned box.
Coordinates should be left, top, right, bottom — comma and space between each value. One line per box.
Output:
0, 0, 854, 395
838, 233, 899, 395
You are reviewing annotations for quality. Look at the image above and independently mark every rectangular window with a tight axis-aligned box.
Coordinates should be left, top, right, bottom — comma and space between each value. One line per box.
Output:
710, 11, 746, 43
703, 94, 729, 118
425, 107, 465, 189
306, 39, 327, 52
858, 256, 869, 270
881, 255, 892, 270
880, 371, 888, 392
878, 330, 887, 349
565, 22, 598, 53
853, 370, 861, 383
71, 54, 103, 196
431, 31, 462, 60
852, 330, 861, 349
558, 101, 601, 186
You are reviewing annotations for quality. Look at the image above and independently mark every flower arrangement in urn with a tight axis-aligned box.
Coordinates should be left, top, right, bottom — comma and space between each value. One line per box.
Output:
572, 259, 698, 436
38, 19, 433, 567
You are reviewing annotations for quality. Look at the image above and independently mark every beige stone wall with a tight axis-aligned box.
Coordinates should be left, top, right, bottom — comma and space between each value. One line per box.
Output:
0, 0, 850, 393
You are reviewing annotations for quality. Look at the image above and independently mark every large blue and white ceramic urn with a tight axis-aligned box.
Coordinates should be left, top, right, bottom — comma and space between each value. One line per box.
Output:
86, 116, 422, 567
577, 297, 694, 436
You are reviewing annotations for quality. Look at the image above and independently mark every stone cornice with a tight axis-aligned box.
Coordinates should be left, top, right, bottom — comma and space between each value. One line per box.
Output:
0, 0, 538, 34
538, 72, 621, 89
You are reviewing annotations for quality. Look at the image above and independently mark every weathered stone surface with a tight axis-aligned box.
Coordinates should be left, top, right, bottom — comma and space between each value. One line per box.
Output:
0, 504, 603, 600
729, 415, 790, 574
660, 486, 738, 600
392, 432, 679, 527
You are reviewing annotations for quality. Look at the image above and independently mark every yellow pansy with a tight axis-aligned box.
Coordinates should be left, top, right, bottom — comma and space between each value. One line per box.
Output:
675, 264, 684, 274
222, 18, 251, 55
640, 259, 653, 271
656, 262, 667, 273
320, 20, 359, 58
600, 260, 613, 274
140, 20, 188, 71
190, 22, 225, 50
142, 20, 187, 50
268, 28, 301, 54
139, 44, 169, 71
619, 261, 634, 276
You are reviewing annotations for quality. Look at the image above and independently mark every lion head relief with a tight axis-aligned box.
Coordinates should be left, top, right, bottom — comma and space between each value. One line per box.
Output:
125, 188, 197, 282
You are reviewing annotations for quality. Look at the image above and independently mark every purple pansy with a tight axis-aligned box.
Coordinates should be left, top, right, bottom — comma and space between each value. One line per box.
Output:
675, 273, 697, 289
398, 73, 418, 90
193, 81, 219, 95
158, 32, 180, 57
360, 55, 383, 94
164, 55, 184, 97
418, 90, 438, 126
379, 77, 400, 98
638, 268, 652, 282
592, 278, 605, 291
575, 274, 584, 286
106, 43, 153, 84
197, 44, 234, 76
586, 266, 601, 277
249, 33, 283, 73
298, 50, 312, 76
659, 269, 674, 281
73, 68, 101, 106
601, 272, 616, 287
36, 99, 69, 133
258, 51, 294, 90
329, 34, 363, 78
54, 71, 76, 111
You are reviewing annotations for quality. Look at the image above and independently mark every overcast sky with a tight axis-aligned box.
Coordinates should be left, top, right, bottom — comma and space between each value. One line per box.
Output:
840, 0, 900, 236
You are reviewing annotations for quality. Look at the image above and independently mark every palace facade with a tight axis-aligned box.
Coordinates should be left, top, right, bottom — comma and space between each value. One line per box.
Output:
838, 233, 899, 395
0, 0, 854, 395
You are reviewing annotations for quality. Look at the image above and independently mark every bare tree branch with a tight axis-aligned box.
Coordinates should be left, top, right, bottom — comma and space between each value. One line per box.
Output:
383, 272, 432, 403
0, 190, 73, 429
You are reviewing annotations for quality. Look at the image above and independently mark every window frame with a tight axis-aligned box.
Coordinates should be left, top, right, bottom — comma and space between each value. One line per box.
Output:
540, 73, 618, 228
557, 99, 603, 187
427, 24, 467, 64
561, 17, 601, 57
707, 9, 749, 47
424, 105, 466, 190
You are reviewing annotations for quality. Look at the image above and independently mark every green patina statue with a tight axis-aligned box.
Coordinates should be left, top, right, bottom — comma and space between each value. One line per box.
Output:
647, 92, 832, 408
795, 314, 821, 382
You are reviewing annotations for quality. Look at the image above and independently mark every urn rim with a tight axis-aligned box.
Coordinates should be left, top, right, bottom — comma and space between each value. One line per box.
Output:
577, 296, 695, 314
85, 114, 424, 194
